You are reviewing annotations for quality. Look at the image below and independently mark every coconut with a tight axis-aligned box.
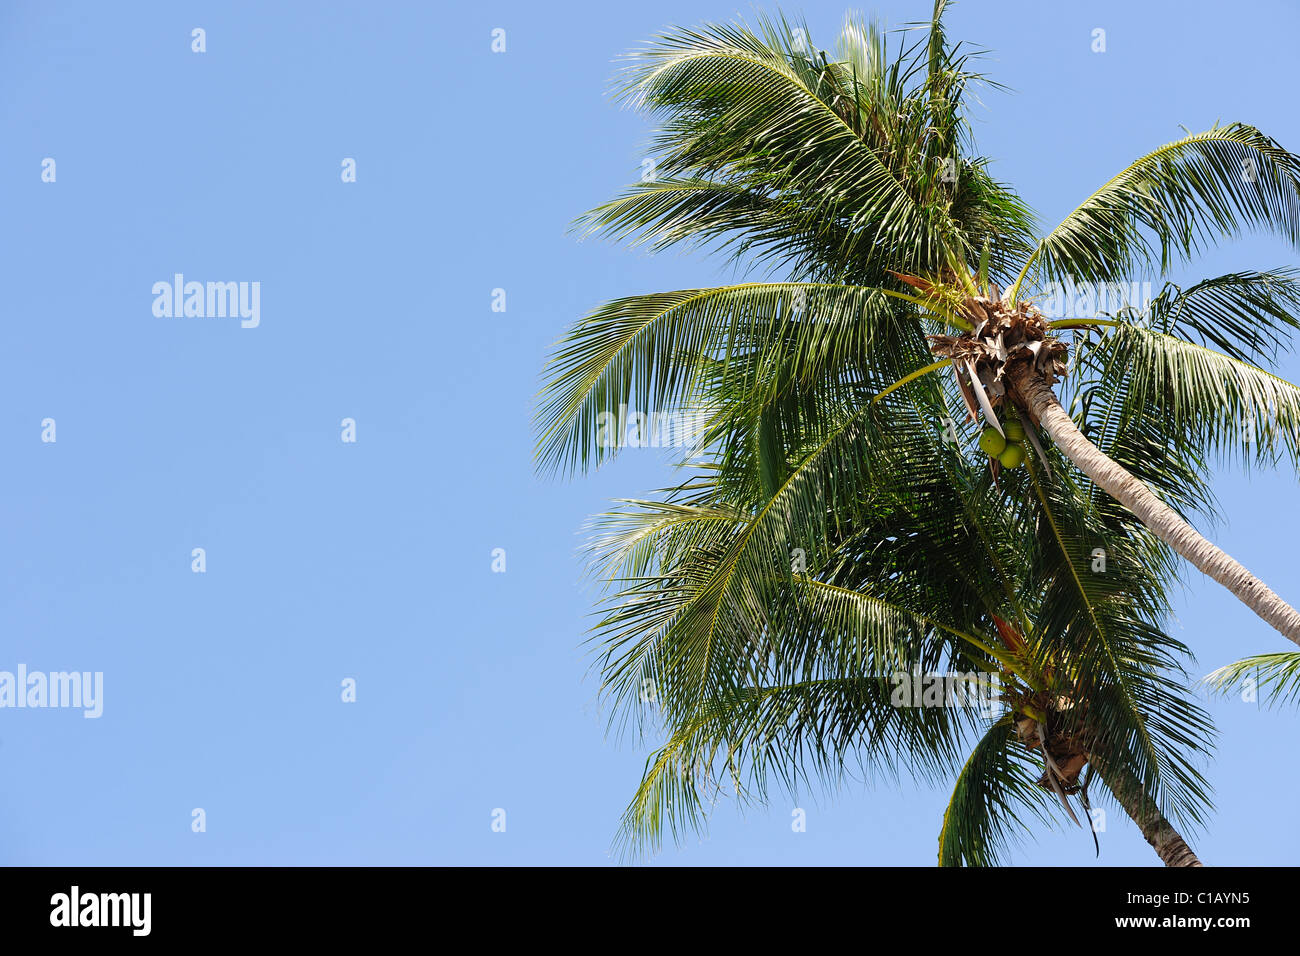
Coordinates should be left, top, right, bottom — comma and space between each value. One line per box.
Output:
998, 442, 1026, 469
1004, 419, 1026, 441
978, 427, 1007, 457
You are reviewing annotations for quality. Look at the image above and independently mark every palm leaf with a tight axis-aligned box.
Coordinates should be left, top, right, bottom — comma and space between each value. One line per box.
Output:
1012, 124, 1300, 296
1204, 652, 1300, 708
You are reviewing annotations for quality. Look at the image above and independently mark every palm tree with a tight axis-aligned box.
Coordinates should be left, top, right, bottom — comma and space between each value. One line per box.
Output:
536, 3, 1300, 652
580, 380, 1213, 865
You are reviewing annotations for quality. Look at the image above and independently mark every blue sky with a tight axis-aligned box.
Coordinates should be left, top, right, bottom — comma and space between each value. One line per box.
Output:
1, 0, 1297, 866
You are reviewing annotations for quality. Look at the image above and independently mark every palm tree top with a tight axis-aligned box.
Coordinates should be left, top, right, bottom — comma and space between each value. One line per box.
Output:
537, 1, 1300, 865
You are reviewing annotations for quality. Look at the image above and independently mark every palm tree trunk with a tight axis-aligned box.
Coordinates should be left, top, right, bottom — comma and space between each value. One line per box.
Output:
1103, 768, 1204, 867
1008, 362, 1300, 647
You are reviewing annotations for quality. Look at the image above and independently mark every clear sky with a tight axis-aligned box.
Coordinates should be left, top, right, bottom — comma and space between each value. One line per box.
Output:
1, 0, 1297, 866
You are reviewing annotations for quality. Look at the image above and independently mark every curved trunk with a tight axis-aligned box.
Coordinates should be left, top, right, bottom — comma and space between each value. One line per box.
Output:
1008, 362, 1300, 647
1103, 766, 1204, 867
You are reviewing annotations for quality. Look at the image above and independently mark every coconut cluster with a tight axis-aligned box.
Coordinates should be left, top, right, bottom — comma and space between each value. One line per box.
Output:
926, 291, 1067, 471
979, 419, 1026, 469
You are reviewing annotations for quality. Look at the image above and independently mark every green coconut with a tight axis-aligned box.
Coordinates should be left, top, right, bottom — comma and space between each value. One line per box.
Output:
1003, 419, 1026, 441
978, 426, 1007, 457
998, 442, 1026, 469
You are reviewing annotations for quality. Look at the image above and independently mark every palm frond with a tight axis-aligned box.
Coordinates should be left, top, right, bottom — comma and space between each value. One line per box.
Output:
938, 717, 1055, 866
615, 674, 976, 860
1098, 323, 1300, 470
1204, 652, 1300, 708
535, 282, 920, 474
1141, 269, 1300, 364
1012, 124, 1300, 295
